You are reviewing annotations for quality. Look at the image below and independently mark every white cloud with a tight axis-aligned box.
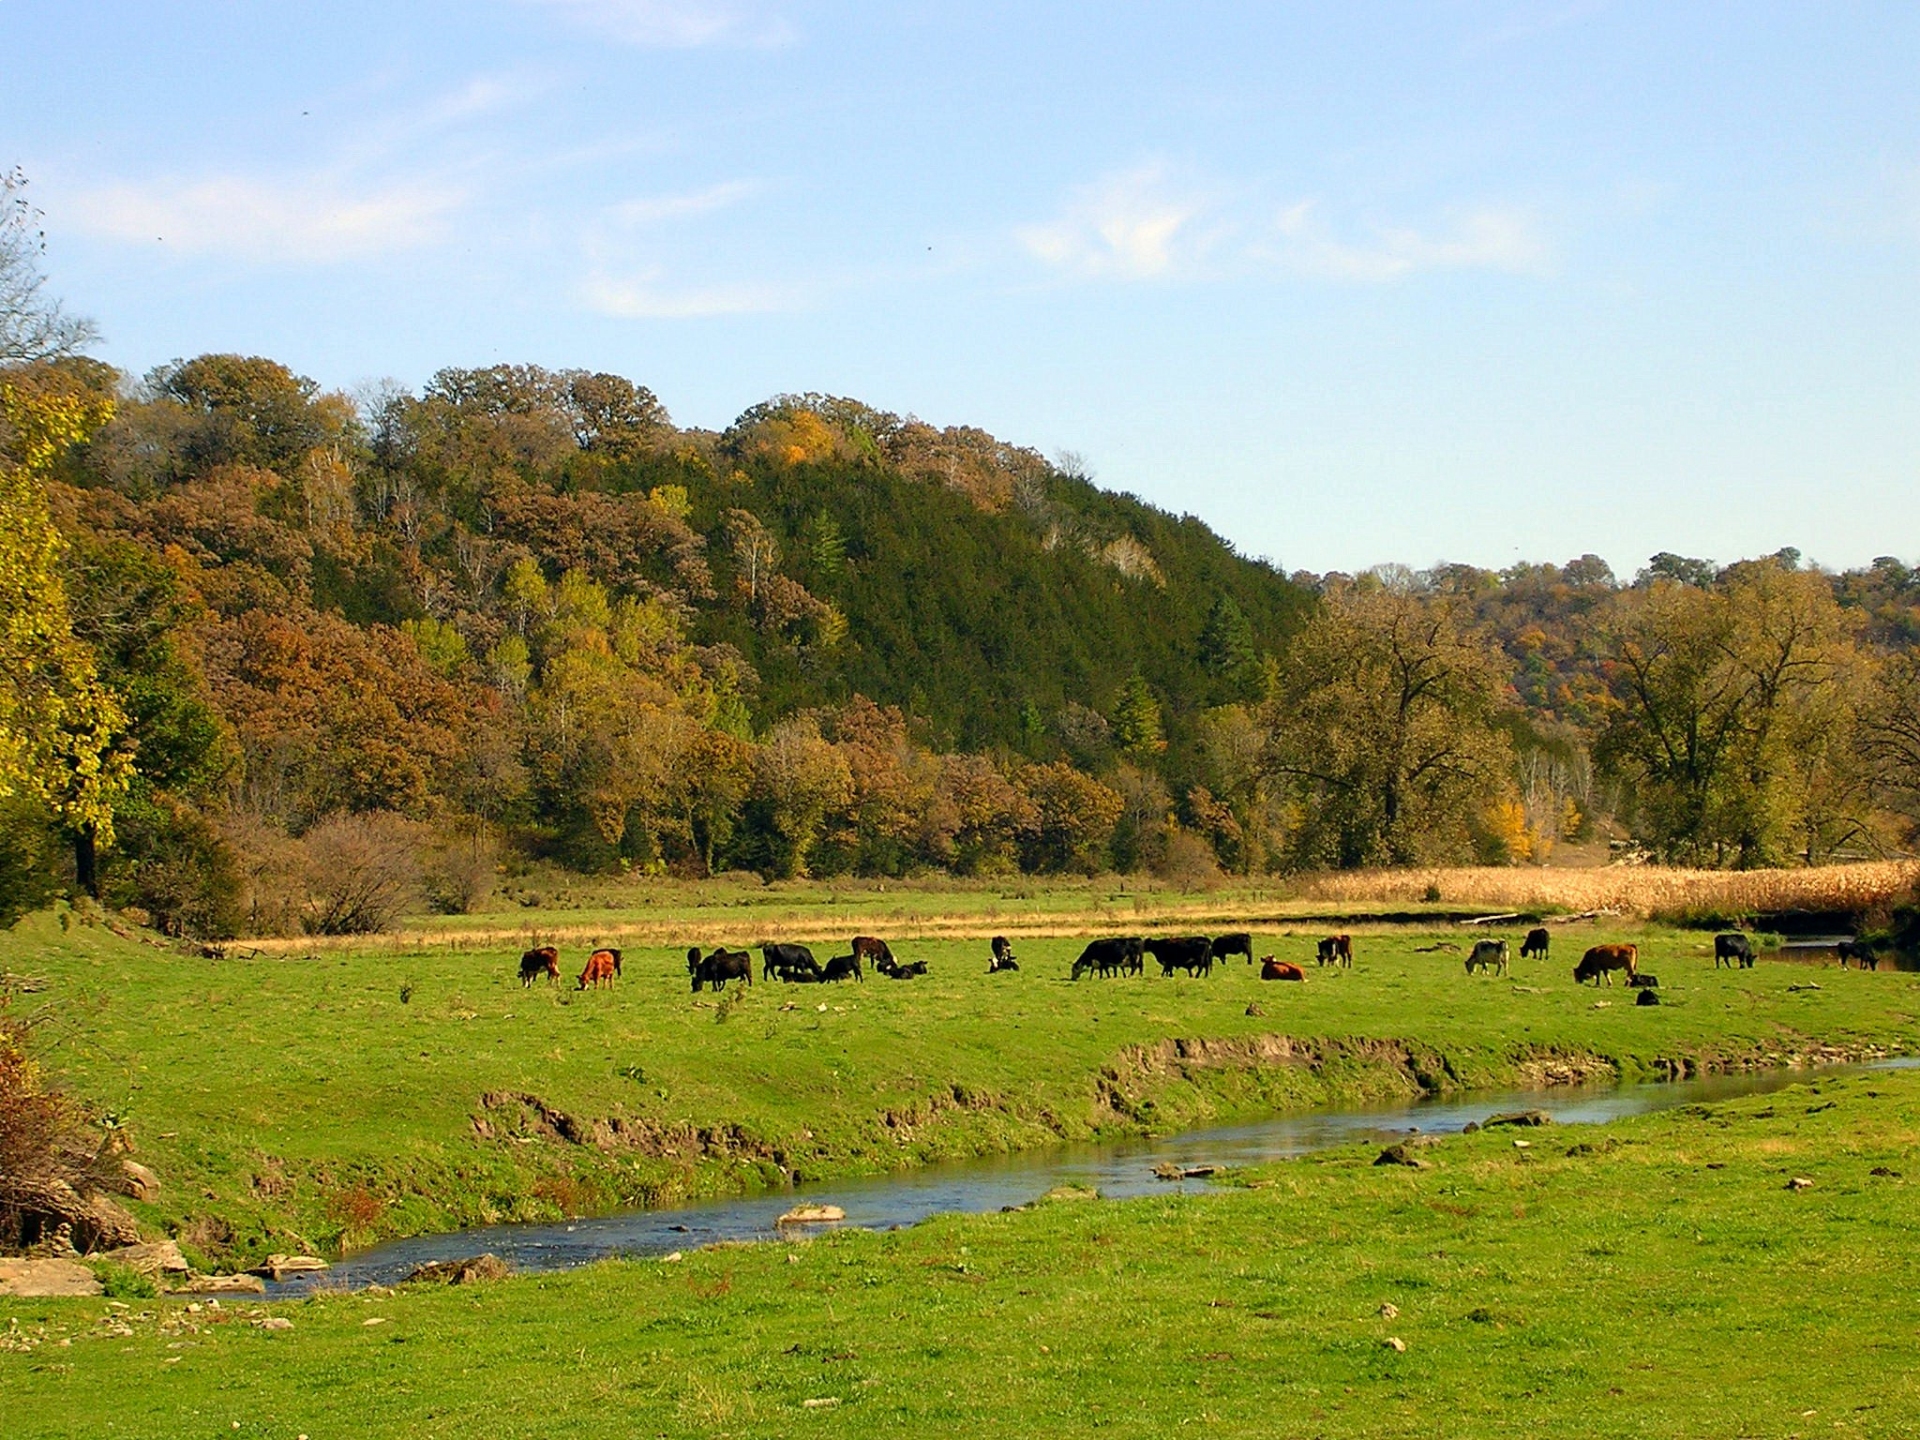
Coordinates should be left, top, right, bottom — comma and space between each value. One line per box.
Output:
1265, 200, 1550, 281
582, 268, 798, 318
66, 172, 467, 264
1016, 164, 1213, 280
515, 0, 793, 48
1020, 166, 1551, 285
611, 180, 758, 226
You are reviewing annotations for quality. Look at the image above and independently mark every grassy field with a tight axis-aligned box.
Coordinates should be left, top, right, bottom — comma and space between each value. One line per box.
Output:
5, 1064, 1919, 1438
4, 898, 1916, 1269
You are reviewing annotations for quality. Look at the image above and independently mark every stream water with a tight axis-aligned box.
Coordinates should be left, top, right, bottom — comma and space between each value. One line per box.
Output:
269, 1057, 1917, 1296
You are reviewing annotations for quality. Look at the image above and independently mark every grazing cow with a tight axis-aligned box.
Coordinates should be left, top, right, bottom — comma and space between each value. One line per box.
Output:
1073, 937, 1139, 980
589, 947, 622, 979
762, 942, 822, 982
852, 936, 896, 969
1315, 934, 1354, 968
1837, 940, 1878, 970
1464, 938, 1509, 976
519, 946, 560, 987
988, 936, 1019, 973
1315, 937, 1338, 966
579, 951, 619, 990
688, 946, 752, 992
1627, 972, 1660, 989
1714, 933, 1756, 969
1574, 943, 1638, 986
1260, 957, 1306, 981
1146, 936, 1214, 977
821, 953, 863, 983
1520, 927, 1551, 961
1211, 932, 1254, 966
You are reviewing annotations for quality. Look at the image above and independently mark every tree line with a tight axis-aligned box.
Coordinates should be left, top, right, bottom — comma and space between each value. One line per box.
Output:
1, 181, 1915, 935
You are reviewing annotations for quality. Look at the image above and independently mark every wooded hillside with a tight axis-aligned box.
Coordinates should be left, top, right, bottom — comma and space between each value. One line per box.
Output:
2, 350, 1917, 938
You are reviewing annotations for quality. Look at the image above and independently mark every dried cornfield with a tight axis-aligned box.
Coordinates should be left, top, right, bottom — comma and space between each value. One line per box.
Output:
1295, 861, 1920, 919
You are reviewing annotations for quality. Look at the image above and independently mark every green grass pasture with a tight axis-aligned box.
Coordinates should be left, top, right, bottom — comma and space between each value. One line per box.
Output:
6, 1067, 1919, 1438
5, 907, 1915, 1265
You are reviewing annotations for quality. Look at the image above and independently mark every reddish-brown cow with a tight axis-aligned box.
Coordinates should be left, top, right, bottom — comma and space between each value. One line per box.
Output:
578, 952, 619, 990
1260, 957, 1306, 981
1574, 943, 1638, 986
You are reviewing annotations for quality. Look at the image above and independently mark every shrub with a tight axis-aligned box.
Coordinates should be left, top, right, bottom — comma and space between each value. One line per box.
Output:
300, 812, 423, 934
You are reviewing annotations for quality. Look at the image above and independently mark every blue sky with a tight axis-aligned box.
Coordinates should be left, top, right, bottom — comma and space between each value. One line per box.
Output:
6, 1, 1916, 575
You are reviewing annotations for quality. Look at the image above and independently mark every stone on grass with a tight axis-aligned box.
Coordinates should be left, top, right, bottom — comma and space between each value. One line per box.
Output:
1786, 1176, 1815, 1191
1383, 1336, 1407, 1352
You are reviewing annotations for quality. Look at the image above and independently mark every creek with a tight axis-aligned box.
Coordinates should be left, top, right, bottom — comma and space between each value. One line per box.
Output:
267, 1057, 1917, 1296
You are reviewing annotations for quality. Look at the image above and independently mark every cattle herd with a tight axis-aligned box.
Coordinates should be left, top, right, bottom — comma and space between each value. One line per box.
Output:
512, 924, 1881, 998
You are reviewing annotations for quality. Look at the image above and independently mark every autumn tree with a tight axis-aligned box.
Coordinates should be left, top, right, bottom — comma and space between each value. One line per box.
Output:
1016, 760, 1123, 873
1262, 580, 1514, 868
0, 363, 131, 898
1595, 560, 1866, 865
751, 716, 853, 878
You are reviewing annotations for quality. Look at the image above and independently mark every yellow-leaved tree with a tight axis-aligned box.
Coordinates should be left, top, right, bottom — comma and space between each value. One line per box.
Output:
0, 365, 132, 890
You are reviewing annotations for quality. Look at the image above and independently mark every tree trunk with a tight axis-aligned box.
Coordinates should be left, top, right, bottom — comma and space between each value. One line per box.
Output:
72, 824, 100, 900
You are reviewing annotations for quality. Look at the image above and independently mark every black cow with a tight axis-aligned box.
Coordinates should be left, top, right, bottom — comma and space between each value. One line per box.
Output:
1714, 933, 1756, 969
1073, 937, 1139, 980
1838, 940, 1879, 970
876, 956, 927, 979
1520, 927, 1551, 961
1636, 988, 1661, 1006
988, 936, 1019, 973
821, 953, 864, 983
762, 942, 822, 982
689, 946, 752, 993
1211, 932, 1253, 966
1146, 936, 1214, 977
1626, 972, 1660, 989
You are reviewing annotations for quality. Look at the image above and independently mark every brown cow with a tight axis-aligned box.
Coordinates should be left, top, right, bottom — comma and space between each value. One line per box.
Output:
578, 951, 619, 990
590, 947, 622, 978
1260, 957, 1306, 981
1574, 943, 1638, 986
851, 936, 896, 969
519, 946, 560, 987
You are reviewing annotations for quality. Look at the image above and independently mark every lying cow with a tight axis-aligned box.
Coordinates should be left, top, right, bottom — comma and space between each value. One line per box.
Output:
1211, 932, 1254, 966
1260, 957, 1305, 981
1520, 927, 1551, 961
988, 936, 1019, 973
875, 955, 927, 979
1714, 933, 1755, 969
762, 942, 822, 982
519, 946, 559, 987
821, 953, 863, 983
1574, 943, 1638, 986
1464, 938, 1509, 976
689, 946, 752, 992
1146, 936, 1214, 977
1626, 972, 1660, 989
